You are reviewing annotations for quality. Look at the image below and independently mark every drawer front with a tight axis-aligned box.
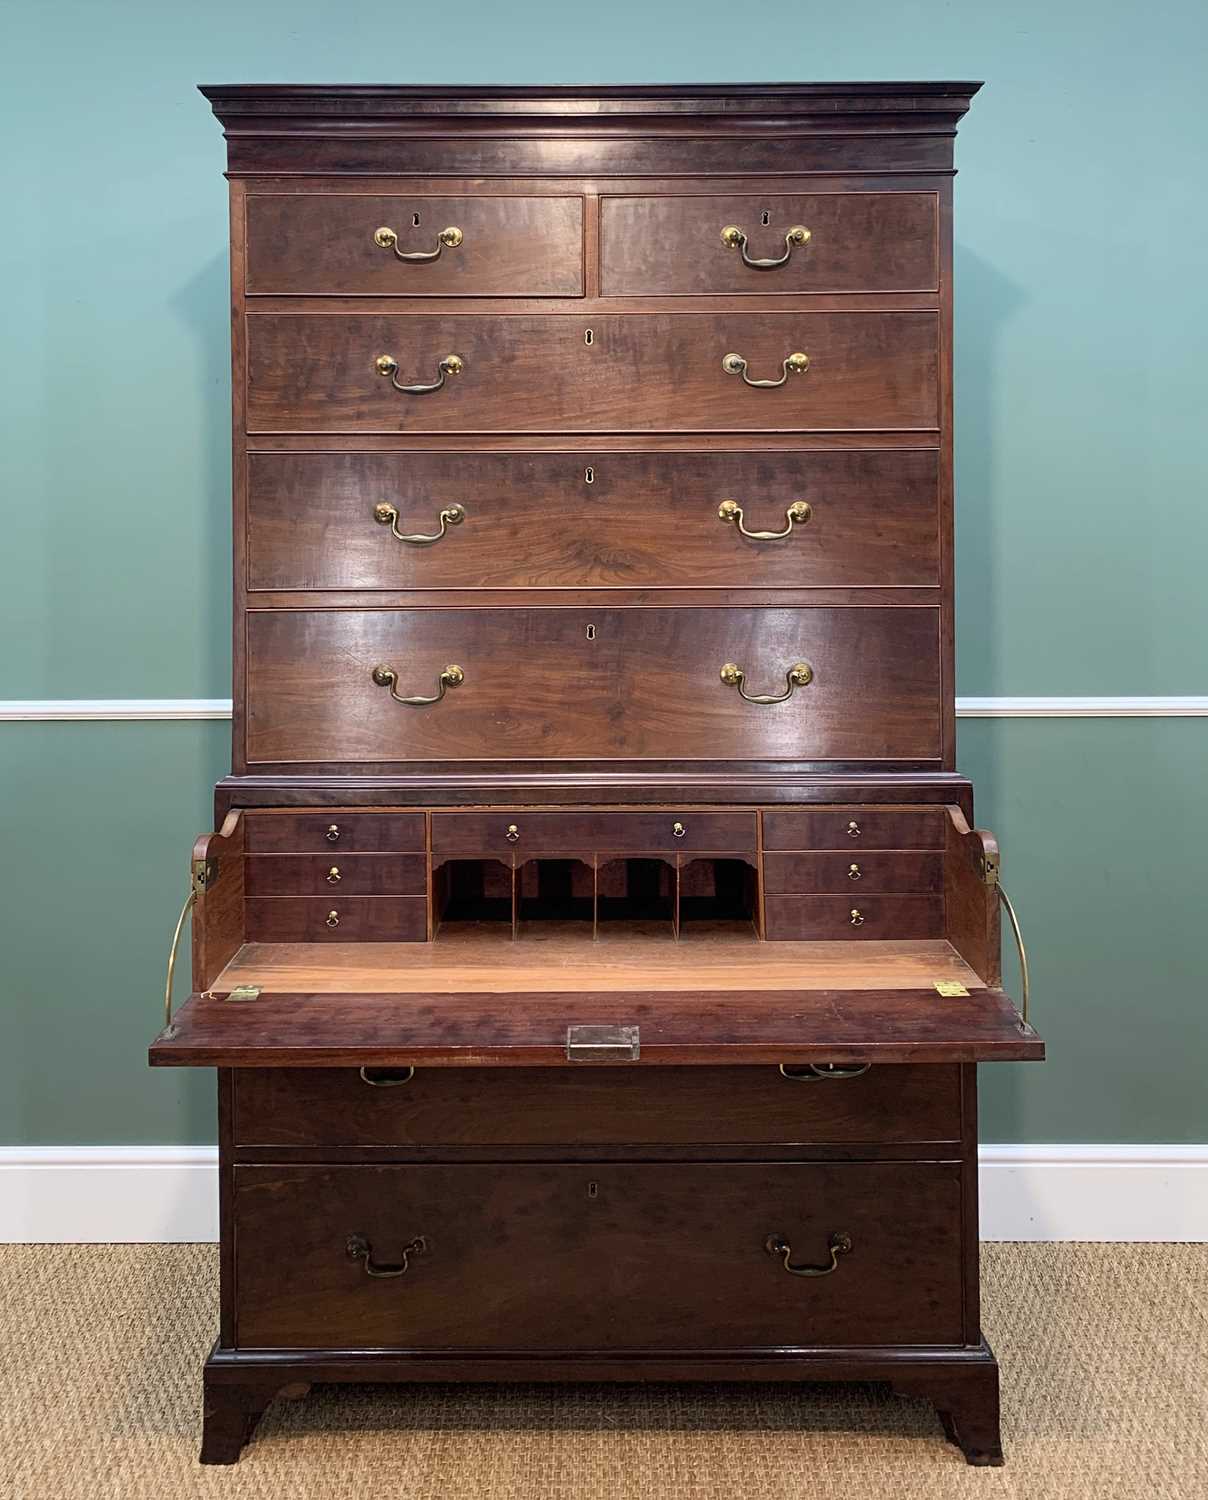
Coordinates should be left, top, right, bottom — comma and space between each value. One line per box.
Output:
600, 193, 938, 295
432, 810, 755, 856
234, 1064, 961, 1148
763, 850, 943, 895
246, 194, 583, 297
245, 313, 938, 433
245, 607, 942, 766
245, 854, 427, 897
243, 812, 426, 853
762, 808, 946, 850
245, 896, 427, 942
765, 893, 943, 941
234, 1162, 964, 1349
246, 449, 940, 592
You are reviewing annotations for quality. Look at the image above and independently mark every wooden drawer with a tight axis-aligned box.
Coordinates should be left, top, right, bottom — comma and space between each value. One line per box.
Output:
600, 192, 938, 295
245, 896, 427, 942
244, 313, 938, 433
234, 1064, 961, 1148
233, 1162, 964, 1349
432, 810, 755, 857
245, 607, 942, 766
243, 812, 426, 852
765, 894, 943, 941
763, 808, 946, 850
764, 850, 943, 895
245, 854, 427, 897
246, 194, 583, 296
246, 449, 940, 592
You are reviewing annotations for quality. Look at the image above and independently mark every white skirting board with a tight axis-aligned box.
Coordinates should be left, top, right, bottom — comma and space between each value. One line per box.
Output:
0, 1145, 1204, 1244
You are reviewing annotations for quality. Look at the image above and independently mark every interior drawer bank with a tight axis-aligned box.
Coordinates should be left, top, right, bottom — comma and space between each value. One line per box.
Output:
233, 1161, 965, 1350
600, 192, 939, 295
234, 1064, 961, 1148
432, 809, 754, 856
244, 606, 943, 765
244, 312, 939, 433
246, 194, 583, 297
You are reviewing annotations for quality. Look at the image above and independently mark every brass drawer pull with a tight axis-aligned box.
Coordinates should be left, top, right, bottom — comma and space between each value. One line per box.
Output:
326, 823, 341, 843
849, 908, 865, 926
846, 820, 860, 839
326, 866, 342, 884
779, 1063, 871, 1081
764, 1231, 852, 1278
326, 910, 340, 928
720, 661, 813, 704
718, 498, 811, 540
847, 863, 861, 881
375, 352, 464, 394
721, 222, 810, 269
371, 663, 464, 706
373, 501, 465, 545
373, 224, 463, 261
505, 823, 520, 843
346, 1232, 427, 1279
672, 821, 686, 839
721, 351, 809, 388
359, 1066, 415, 1087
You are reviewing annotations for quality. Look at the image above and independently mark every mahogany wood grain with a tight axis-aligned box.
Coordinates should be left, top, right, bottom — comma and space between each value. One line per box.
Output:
245, 854, 427, 896
600, 192, 938, 295
244, 313, 939, 433
944, 807, 1003, 988
245, 896, 427, 943
245, 449, 940, 592
243, 811, 426, 852
762, 806, 945, 849
432, 810, 755, 856
764, 850, 942, 894
764, 893, 943, 941
244, 607, 943, 765
191, 813, 246, 992
247, 194, 583, 297
232, 1161, 964, 1349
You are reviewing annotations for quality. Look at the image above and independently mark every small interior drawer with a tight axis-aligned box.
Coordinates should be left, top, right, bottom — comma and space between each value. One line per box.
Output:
432, 810, 756, 857
764, 893, 943, 941
763, 850, 943, 895
243, 812, 426, 853
762, 808, 946, 850
245, 854, 427, 897
245, 896, 427, 942
232, 1063, 960, 1149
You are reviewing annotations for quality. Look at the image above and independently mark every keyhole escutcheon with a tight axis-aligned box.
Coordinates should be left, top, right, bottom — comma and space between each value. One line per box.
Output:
585, 624, 597, 641
584, 328, 594, 346
584, 466, 594, 485
412, 211, 421, 227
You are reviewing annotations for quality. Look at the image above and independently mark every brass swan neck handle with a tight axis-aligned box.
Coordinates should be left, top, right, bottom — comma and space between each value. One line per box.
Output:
722, 351, 809, 388
375, 352, 464, 394
720, 661, 813, 704
718, 498, 811, 540
373, 501, 466, 545
346, 1233, 427, 1278
721, 223, 810, 269
373, 224, 463, 261
371, 663, 464, 706
764, 1232, 852, 1278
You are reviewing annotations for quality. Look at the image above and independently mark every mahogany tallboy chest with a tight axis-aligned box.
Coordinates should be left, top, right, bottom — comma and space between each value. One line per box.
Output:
150, 82, 1043, 1467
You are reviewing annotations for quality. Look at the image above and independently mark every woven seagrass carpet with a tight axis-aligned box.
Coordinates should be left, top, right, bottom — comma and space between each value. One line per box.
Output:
1, 1243, 1205, 1499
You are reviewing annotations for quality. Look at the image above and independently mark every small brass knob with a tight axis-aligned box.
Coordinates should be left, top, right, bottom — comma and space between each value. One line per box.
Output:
785, 352, 810, 375
786, 501, 812, 523
719, 662, 743, 686
786, 662, 813, 686
441, 353, 465, 377
720, 225, 744, 248
505, 824, 520, 843
326, 824, 341, 844
672, 821, 686, 839
848, 863, 861, 881
846, 820, 861, 839
849, 909, 865, 927
326, 910, 341, 929
438, 226, 464, 248
326, 866, 342, 884
375, 354, 398, 376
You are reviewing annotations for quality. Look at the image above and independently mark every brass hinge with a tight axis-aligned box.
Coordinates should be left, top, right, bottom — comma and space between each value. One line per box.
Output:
979, 850, 1000, 887
566, 1024, 640, 1062
224, 984, 260, 1003
192, 856, 219, 893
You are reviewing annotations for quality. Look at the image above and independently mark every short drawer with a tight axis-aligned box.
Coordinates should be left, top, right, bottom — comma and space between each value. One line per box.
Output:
763, 850, 943, 895
233, 1064, 961, 1148
764, 893, 943, 941
432, 810, 755, 857
245, 854, 427, 897
600, 192, 938, 295
244, 896, 427, 942
762, 808, 946, 850
246, 194, 584, 297
233, 1161, 964, 1349
243, 812, 426, 853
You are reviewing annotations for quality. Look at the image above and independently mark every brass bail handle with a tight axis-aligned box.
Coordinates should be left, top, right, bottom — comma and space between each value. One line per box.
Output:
720, 661, 813, 705
346, 1233, 427, 1279
375, 352, 465, 395
373, 224, 463, 262
779, 1063, 871, 1081
162, 889, 197, 1029
764, 1231, 853, 1278
721, 351, 809, 388
718, 498, 811, 540
721, 222, 810, 269
373, 501, 466, 545
998, 883, 1032, 1025
371, 662, 464, 707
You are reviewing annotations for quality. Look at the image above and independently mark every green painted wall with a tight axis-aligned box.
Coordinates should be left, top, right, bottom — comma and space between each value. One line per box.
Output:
2, 1, 1205, 1145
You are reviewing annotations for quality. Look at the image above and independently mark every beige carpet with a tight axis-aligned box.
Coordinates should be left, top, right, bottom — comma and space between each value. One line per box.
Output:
1, 1244, 1205, 1499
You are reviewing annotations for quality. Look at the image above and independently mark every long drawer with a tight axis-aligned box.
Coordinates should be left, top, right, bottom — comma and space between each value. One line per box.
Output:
244, 607, 943, 765
246, 449, 940, 592
244, 313, 939, 433
233, 1162, 964, 1349
233, 1064, 961, 1148
246, 194, 584, 296
432, 809, 755, 856
600, 192, 939, 295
